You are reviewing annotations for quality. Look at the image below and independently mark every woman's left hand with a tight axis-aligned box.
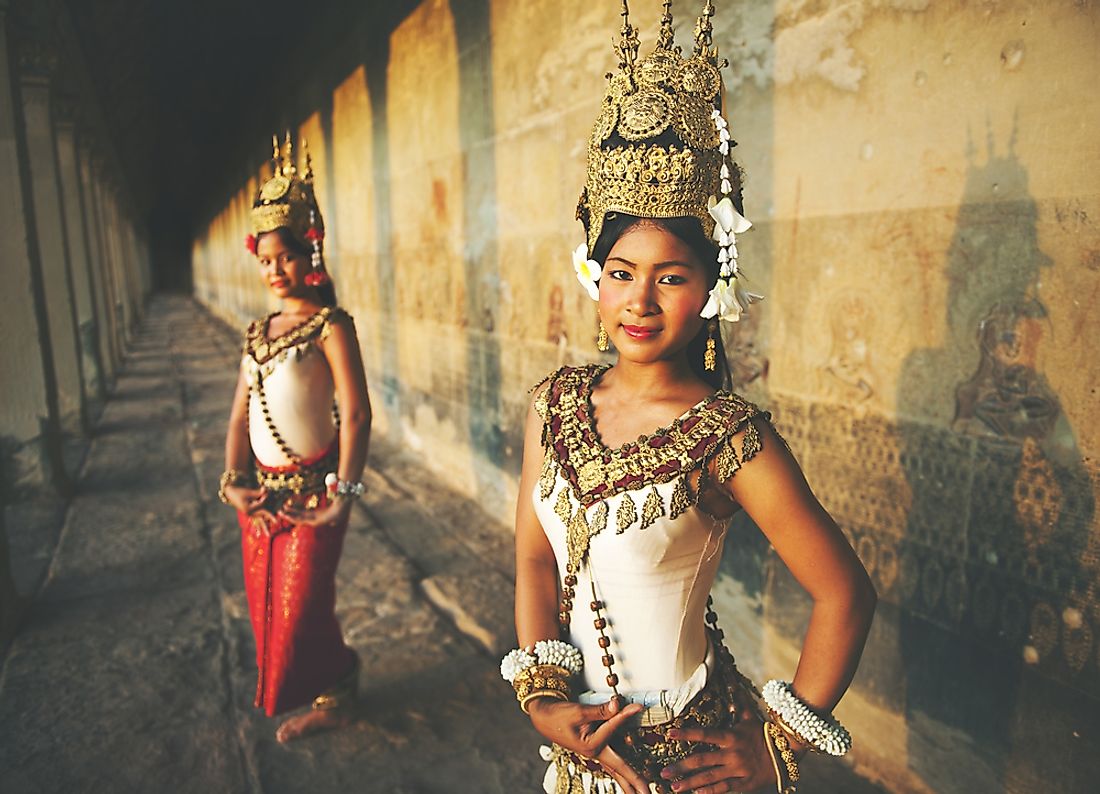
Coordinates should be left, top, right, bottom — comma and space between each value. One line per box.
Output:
278, 497, 353, 529
660, 718, 776, 793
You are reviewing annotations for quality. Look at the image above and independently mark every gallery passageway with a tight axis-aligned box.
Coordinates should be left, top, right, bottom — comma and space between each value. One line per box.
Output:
2, 2, 1099, 792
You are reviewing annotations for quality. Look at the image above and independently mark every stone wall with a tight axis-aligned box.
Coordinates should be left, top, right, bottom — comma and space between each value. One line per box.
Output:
0, 0, 151, 492
192, 2, 1100, 790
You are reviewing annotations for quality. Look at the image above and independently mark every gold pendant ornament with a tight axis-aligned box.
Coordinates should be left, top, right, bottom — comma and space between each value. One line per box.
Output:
536, 364, 774, 555
597, 322, 610, 352
704, 318, 718, 371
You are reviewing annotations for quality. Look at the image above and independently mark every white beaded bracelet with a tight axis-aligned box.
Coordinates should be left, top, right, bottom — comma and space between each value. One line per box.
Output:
532, 639, 584, 675
336, 480, 365, 498
499, 648, 537, 683
325, 473, 366, 499
499, 639, 584, 683
761, 679, 852, 757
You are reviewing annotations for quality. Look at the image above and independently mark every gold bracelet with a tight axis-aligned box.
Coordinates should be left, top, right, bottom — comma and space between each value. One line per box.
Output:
764, 721, 800, 792
513, 664, 572, 711
520, 689, 569, 714
512, 663, 571, 691
218, 469, 252, 504
515, 676, 570, 700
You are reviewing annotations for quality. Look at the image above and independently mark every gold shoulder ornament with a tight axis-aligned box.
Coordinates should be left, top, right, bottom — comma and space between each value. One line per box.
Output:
534, 365, 773, 574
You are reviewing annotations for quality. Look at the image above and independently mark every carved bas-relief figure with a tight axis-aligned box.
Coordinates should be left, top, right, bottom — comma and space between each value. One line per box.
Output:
954, 302, 1061, 446
897, 127, 1097, 791
823, 293, 875, 403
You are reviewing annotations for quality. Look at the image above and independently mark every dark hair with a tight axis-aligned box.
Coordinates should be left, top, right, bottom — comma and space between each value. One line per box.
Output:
257, 227, 338, 307
591, 213, 731, 391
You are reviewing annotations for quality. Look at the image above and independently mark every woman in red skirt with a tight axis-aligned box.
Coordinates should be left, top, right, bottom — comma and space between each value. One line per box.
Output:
219, 135, 371, 742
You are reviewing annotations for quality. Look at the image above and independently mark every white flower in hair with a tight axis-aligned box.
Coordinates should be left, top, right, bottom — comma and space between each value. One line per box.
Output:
572, 242, 602, 301
708, 196, 752, 239
717, 236, 739, 268
701, 277, 743, 322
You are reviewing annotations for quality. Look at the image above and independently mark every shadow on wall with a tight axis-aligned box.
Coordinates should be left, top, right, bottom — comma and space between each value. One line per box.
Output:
350, 0, 506, 506
454, 0, 507, 489
897, 123, 1098, 791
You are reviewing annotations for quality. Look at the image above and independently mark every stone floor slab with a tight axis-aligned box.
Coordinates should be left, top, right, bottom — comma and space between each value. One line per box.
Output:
1, 295, 889, 793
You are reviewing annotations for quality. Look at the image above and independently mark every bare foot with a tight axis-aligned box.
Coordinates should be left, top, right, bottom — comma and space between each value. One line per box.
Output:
275, 706, 353, 743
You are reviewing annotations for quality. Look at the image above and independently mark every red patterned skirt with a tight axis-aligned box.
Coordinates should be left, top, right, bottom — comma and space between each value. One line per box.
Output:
238, 450, 356, 716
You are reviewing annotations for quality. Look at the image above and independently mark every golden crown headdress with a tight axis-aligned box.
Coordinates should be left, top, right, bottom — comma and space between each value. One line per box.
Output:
248, 133, 329, 285
574, 1, 758, 324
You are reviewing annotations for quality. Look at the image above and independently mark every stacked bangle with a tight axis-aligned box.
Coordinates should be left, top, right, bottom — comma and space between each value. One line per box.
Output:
500, 647, 537, 682
499, 639, 584, 682
500, 639, 584, 714
771, 712, 806, 749
531, 639, 583, 673
514, 664, 572, 713
763, 721, 800, 793
761, 680, 852, 757
218, 469, 252, 504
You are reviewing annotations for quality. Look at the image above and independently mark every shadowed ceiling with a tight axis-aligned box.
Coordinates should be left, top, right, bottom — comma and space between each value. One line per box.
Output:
58, 0, 419, 286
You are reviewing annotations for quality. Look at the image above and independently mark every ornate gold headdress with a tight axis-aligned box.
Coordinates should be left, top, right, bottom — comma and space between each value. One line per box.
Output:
247, 133, 329, 285
574, 1, 759, 324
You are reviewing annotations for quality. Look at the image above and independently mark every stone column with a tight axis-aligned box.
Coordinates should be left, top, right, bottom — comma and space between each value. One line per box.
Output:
121, 215, 147, 320
0, 3, 66, 490
76, 138, 115, 387
101, 188, 132, 343
0, 2, 18, 635
17, 42, 87, 434
54, 103, 105, 405
137, 229, 151, 301
86, 155, 123, 374
89, 166, 123, 362
110, 197, 136, 334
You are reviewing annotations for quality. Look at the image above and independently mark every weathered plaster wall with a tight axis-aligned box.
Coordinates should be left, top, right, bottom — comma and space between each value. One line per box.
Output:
192, 2, 1100, 790
759, 4, 1099, 791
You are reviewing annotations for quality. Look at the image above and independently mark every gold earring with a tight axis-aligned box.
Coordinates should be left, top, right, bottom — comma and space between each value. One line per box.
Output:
704, 320, 717, 371
597, 322, 610, 352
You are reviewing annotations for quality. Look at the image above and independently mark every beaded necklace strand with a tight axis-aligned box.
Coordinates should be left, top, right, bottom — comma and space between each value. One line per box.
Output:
249, 370, 340, 465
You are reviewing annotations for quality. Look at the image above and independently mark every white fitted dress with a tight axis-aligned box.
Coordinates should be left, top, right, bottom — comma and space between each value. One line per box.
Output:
529, 365, 772, 793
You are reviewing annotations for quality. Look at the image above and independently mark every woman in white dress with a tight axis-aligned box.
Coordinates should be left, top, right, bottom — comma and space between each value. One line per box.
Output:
219, 136, 371, 743
505, 4, 876, 792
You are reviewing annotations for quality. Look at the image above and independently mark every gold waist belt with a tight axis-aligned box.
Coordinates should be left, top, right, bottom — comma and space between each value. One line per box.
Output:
255, 447, 337, 495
